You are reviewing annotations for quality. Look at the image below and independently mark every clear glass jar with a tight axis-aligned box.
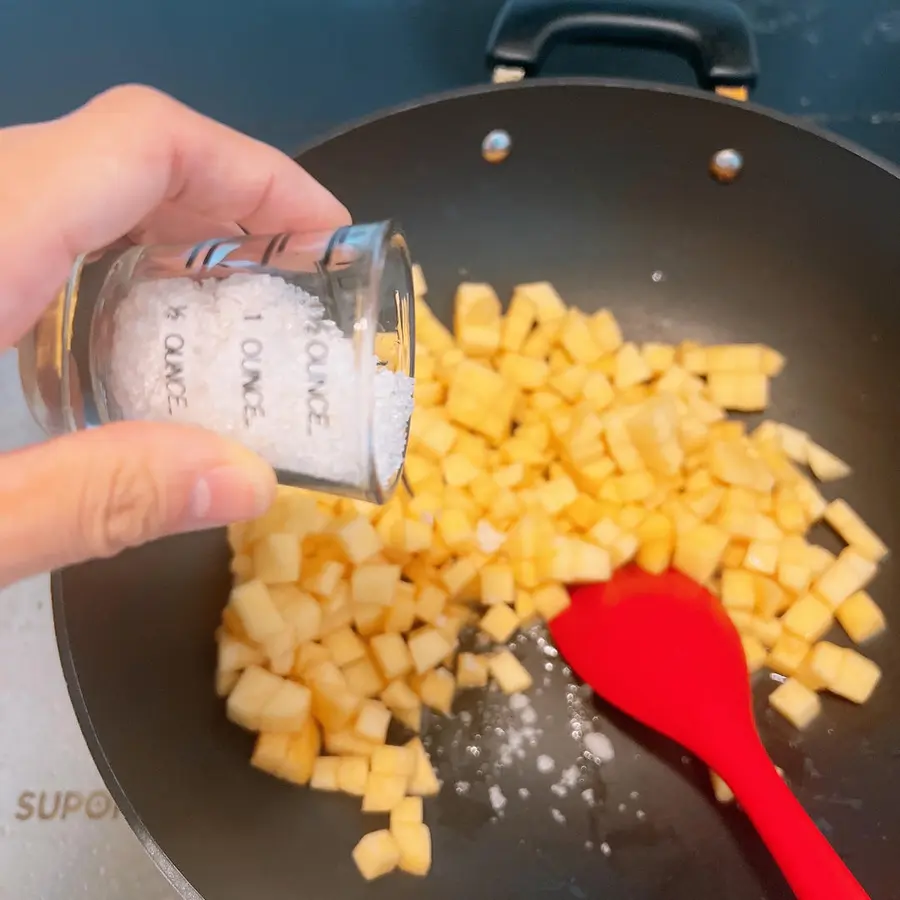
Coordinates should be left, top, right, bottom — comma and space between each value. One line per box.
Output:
18, 221, 416, 503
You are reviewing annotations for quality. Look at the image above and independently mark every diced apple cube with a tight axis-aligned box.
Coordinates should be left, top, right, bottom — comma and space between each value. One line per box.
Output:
226, 666, 284, 731
749, 615, 783, 648
407, 627, 455, 674
767, 634, 811, 677
741, 635, 767, 674
823, 500, 888, 563
342, 656, 386, 699
532, 584, 571, 621
390, 796, 423, 828
229, 580, 285, 644
673, 524, 729, 584
782, 593, 833, 642
490, 650, 533, 694
418, 667, 456, 715
337, 757, 370, 796
370, 633, 414, 680
277, 593, 322, 644
354, 700, 392, 744
311, 682, 363, 732
323, 729, 378, 758
743, 540, 779, 575
794, 641, 844, 691
353, 604, 385, 638
754, 576, 790, 618
392, 822, 432, 876
710, 770, 735, 804
352, 830, 400, 881
323, 627, 368, 667
457, 652, 490, 688
807, 442, 851, 482
259, 679, 312, 733
352, 564, 401, 607
721, 569, 756, 610
440, 557, 479, 597
830, 649, 882, 704
252, 533, 300, 585
480, 565, 515, 605
334, 515, 383, 564
279, 719, 321, 785
371, 744, 416, 778
362, 773, 408, 813
381, 679, 421, 712
707, 373, 769, 411
310, 756, 341, 791
769, 678, 821, 729
384, 587, 417, 635
479, 604, 520, 643
814, 548, 878, 609
292, 642, 332, 679
415, 585, 447, 625
217, 632, 265, 674
406, 738, 441, 796
836, 591, 886, 644
251, 732, 291, 777
304, 560, 345, 598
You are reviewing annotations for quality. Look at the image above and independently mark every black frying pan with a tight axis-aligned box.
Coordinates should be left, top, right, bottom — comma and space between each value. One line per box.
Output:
54, 1, 900, 898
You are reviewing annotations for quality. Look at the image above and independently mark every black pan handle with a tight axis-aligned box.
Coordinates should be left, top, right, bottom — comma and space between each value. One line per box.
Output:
486, 0, 758, 95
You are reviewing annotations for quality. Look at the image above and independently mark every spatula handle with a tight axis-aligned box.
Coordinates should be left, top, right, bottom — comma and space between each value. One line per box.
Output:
727, 741, 870, 899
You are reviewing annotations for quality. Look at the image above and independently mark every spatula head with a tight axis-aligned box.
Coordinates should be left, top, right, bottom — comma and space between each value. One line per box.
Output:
549, 567, 756, 766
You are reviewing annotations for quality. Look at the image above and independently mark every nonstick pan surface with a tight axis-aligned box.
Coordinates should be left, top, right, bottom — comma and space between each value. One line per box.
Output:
54, 51, 900, 900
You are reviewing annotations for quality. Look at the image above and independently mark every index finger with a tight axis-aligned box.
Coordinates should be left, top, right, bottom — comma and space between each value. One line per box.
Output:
0, 84, 350, 347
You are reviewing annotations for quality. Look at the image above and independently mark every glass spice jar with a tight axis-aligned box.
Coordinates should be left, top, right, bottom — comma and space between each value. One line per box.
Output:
18, 221, 416, 503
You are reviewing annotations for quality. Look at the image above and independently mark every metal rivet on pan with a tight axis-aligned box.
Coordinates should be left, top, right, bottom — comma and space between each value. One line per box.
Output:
710, 148, 744, 183
482, 129, 511, 163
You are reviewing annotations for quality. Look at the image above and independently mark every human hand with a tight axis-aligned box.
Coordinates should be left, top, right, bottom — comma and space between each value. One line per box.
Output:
0, 85, 350, 586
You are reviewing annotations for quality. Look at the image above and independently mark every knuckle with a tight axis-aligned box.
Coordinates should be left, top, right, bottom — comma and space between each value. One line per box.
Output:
80, 457, 166, 558
87, 84, 176, 124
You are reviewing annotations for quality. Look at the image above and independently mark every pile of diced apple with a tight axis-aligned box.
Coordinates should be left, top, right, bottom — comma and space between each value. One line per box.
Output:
217, 268, 888, 875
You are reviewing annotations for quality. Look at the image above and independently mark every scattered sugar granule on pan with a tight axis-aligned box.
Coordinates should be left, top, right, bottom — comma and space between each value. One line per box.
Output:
550, 808, 567, 825
489, 785, 507, 814
537, 754, 556, 774
518, 787, 530, 800
600, 842, 612, 857
582, 789, 595, 806
583, 731, 615, 763
107, 273, 414, 488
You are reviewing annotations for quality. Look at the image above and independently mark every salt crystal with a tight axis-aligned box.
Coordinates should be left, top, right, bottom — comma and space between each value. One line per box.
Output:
537, 755, 556, 774
455, 781, 470, 795
518, 788, 530, 800
551, 784, 568, 797
582, 789, 595, 805
600, 842, 612, 856
550, 808, 567, 825
584, 732, 615, 762
636, 809, 646, 820
560, 765, 579, 788
489, 785, 507, 813
107, 274, 414, 489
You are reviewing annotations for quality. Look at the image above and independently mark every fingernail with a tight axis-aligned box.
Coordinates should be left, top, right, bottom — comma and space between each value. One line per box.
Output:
186, 464, 275, 527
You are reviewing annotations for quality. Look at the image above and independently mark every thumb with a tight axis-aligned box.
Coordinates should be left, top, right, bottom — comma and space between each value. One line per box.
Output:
0, 421, 276, 586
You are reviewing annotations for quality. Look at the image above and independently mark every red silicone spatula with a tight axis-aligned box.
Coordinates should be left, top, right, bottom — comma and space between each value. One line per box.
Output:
549, 567, 869, 900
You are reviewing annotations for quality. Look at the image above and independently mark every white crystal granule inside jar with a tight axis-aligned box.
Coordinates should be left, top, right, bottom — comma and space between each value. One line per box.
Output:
107, 271, 413, 492
20, 223, 415, 503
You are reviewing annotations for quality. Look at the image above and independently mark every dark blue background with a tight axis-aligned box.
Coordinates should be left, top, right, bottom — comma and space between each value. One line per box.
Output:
0, 0, 897, 162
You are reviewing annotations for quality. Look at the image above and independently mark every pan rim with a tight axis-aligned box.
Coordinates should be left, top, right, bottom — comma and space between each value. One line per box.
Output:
51, 75, 899, 900
292, 77, 900, 185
